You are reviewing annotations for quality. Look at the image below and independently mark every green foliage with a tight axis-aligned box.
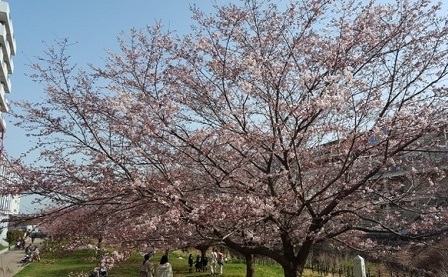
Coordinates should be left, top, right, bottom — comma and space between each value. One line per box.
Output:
6, 229, 25, 245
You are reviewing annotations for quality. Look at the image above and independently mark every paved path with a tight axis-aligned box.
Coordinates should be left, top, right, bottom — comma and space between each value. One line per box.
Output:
0, 247, 29, 277
0, 238, 45, 276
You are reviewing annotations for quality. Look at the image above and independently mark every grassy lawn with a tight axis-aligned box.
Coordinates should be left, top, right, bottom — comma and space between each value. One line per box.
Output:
13, 249, 320, 277
14, 249, 100, 277
112, 253, 285, 277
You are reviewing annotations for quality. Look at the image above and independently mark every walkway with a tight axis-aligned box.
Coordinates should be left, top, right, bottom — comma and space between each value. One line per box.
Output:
0, 246, 29, 277
0, 238, 45, 277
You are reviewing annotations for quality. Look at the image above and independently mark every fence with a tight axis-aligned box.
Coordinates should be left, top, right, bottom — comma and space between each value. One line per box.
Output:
251, 255, 428, 277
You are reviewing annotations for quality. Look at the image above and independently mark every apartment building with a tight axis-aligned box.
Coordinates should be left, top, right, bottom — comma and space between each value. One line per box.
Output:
0, 0, 18, 243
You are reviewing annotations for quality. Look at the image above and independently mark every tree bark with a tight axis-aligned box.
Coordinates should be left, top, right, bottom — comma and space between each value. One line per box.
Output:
279, 261, 297, 277
195, 244, 210, 272
96, 237, 103, 251
201, 248, 207, 272
280, 241, 312, 277
245, 253, 255, 277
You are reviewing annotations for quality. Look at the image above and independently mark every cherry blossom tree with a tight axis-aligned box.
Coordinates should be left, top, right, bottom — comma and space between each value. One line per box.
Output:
5, 0, 448, 276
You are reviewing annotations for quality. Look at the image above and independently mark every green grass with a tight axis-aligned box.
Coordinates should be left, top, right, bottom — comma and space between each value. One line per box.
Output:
14, 249, 321, 277
14, 249, 99, 277
98, 252, 286, 277
13, 250, 288, 277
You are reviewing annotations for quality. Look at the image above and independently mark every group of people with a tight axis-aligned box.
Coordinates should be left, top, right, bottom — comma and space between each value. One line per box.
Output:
188, 254, 208, 272
17, 230, 42, 265
140, 248, 225, 276
19, 244, 40, 265
188, 248, 225, 276
89, 260, 109, 277
210, 248, 224, 276
139, 250, 173, 277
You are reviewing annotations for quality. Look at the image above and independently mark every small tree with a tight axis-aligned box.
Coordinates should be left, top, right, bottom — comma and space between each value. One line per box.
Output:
6, 229, 24, 249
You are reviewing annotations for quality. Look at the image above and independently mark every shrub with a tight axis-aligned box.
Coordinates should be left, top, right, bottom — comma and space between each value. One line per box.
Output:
6, 229, 25, 246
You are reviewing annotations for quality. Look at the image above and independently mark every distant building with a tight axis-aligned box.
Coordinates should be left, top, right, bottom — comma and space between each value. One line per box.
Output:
0, 0, 18, 243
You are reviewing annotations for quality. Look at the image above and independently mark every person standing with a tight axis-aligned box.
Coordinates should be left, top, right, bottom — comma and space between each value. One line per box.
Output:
210, 248, 218, 276
217, 251, 224, 275
32, 246, 40, 262
188, 253, 194, 273
155, 254, 173, 277
99, 261, 108, 277
194, 254, 202, 272
139, 252, 155, 277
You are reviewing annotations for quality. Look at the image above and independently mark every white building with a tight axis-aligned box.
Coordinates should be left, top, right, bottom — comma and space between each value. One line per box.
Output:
0, 0, 18, 243
0, 1, 14, 115
0, 190, 20, 241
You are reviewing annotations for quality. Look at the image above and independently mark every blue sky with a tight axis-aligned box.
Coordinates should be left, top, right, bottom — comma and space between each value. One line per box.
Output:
4, 0, 228, 212
6, 0, 222, 157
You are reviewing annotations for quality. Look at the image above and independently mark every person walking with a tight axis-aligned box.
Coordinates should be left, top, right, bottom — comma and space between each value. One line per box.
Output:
210, 248, 218, 276
155, 254, 173, 277
139, 252, 155, 277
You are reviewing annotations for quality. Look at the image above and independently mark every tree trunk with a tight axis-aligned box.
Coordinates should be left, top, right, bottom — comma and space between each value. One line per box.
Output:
281, 241, 312, 277
282, 264, 308, 277
296, 263, 306, 277
97, 237, 103, 249
195, 245, 209, 272
245, 253, 255, 277
282, 263, 299, 277
201, 248, 207, 272
221, 233, 312, 277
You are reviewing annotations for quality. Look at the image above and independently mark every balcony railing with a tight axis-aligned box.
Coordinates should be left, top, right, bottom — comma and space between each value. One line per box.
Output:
0, 83, 8, 113
0, 2, 15, 55
0, 24, 12, 74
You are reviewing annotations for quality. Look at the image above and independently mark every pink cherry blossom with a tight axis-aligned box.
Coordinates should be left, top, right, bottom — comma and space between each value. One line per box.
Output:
4, 1, 448, 276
